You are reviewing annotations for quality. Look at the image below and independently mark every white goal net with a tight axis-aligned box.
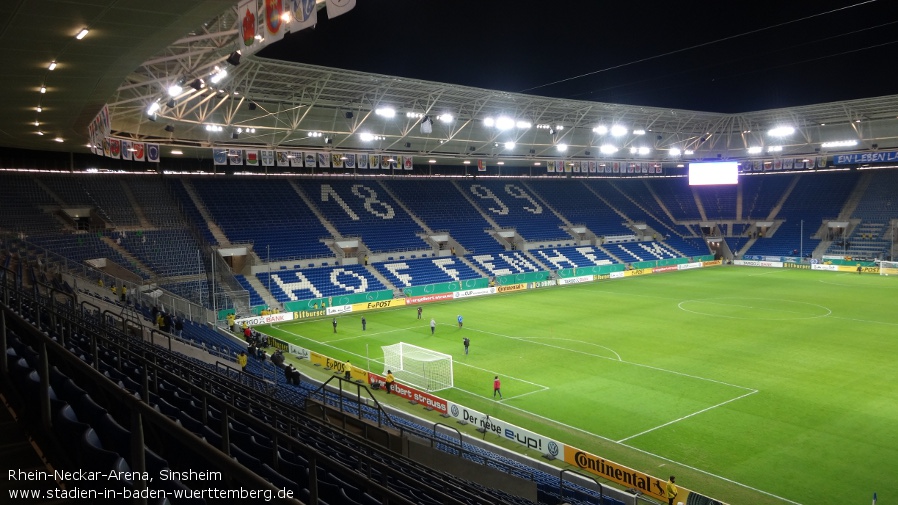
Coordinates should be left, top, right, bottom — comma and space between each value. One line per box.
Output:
878, 260, 898, 276
381, 342, 454, 392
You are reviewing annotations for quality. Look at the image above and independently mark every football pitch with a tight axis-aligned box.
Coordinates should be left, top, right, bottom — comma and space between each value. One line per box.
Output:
259, 267, 897, 505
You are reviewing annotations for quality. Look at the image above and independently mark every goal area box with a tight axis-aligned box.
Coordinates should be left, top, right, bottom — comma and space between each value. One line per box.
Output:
381, 342, 453, 392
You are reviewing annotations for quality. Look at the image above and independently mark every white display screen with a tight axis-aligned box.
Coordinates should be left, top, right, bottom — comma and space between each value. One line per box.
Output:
688, 162, 739, 185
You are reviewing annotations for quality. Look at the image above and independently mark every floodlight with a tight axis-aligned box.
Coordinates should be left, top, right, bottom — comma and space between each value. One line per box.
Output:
768, 126, 794, 137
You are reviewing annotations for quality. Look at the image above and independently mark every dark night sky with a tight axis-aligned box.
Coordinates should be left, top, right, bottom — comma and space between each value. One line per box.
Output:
260, 0, 898, 113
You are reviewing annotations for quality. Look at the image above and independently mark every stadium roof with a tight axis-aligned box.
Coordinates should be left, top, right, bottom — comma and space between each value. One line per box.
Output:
3, 0, 898, 166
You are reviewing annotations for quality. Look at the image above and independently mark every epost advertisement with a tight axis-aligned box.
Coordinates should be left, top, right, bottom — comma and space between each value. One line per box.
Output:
309, 351, 367, 382
234, 312, 295, 326
445, 402, 562, 458
368, 372, 448, 414
563, 446, 708, 503
622, 268, 651, 277
351, 298, 406, 312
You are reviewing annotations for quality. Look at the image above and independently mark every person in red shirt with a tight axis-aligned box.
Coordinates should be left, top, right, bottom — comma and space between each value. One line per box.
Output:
493, 376, 502, 399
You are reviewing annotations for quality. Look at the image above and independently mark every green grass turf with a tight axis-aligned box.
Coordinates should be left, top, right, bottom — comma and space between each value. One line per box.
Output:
259, 267, 898, 505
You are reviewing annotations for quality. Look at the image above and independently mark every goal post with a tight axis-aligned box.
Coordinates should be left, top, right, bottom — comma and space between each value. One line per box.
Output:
878, 260, 898, 276
381, 342, 454, 392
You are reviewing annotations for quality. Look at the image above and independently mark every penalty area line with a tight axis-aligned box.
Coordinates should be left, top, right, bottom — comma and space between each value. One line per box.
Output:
616, 389, 759, 443
497, 398, 800, 505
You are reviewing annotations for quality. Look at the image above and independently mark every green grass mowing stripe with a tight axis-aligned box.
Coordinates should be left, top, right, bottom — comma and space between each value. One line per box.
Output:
258, 267, 898, 505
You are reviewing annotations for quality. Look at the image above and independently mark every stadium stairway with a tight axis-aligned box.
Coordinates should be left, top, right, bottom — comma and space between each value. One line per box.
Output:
98, 235, 154, 280
375, 180, 436, 235
288, 179, 343, 240
117, 178, 152, 229
179, 178, 231, 246
241, 272, 280, 308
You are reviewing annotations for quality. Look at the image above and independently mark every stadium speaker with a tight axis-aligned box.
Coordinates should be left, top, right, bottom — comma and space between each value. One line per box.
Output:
469, 146, 476, 151
231, 132, 239, 139
405, 142, 411, 148
872, 143, 879, 149
164, 124, 174, 133
584, 150, 591, 156
529, 149, 535, 154
226, 50, 242, 66
166, 98, 175, 108
248, 102, 257, 110
345, 111, 353, 119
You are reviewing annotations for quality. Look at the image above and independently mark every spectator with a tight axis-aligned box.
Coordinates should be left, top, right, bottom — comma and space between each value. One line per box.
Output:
174, 316, 183, 337
271, 349, 284, 367
237, 351, 247, 372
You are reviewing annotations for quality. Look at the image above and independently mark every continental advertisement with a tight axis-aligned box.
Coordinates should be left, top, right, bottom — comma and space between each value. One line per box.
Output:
309, 351, 368, 382
368, 372, 448, 414
496, 283, 527, 294
563, 446, 722, 504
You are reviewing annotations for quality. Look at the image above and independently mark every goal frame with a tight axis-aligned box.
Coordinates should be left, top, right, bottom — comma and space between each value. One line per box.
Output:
381, 342, 454, 392
878, 260, 898, 276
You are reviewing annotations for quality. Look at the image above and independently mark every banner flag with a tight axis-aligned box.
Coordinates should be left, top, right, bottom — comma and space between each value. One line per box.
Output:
133, 143, 145, 162
657, 165, 663, 174
546, 161, 554, 173
477, 159, 486, 172
275, 150, 290, 166
381, 155, 393, 170
613, 162, 620, 173
290, 152, 303, 168
572, 161, 581, 173
318, 152, 330, 167
228, 149, 242, 165
146, 144, 160, 163
564, 162, 572, 173
261, 149, 275, 166
288, 0, 317, 32
369, 154, 380, 169
108, 138, 121, 159
816, 156, 827, 168
331, 153, 344, 168
588, 161, 597, 173
604, 164, 611, 173
237, 0, 263, 55
213, 149, 228, 165
326, 0, 356, 19
783, 158, 794, 170
302, 151, 314, 167
245, 150, 260, 166
742, 160, 753, 172
357, 152, 368, 169
403, 155, 414, 170
265, 0, 287, 43
773, 159, 783, 170
344, 153, 356, 169
121, 140, 132, 161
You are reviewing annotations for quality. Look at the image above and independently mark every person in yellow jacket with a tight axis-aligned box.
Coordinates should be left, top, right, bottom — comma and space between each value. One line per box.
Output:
237, 351, 247, 372
666, 476, 678, 505
385, 370, 395, 394
227, 313, 236, 332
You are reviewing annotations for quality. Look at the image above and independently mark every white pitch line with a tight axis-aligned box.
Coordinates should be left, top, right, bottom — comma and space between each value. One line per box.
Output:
467, 327, 755, 391
616, 389, 759, 443
496, 397, 801, 505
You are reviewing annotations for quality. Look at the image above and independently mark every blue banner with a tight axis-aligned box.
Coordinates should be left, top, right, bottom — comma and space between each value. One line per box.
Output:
832, 151, 898, 165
